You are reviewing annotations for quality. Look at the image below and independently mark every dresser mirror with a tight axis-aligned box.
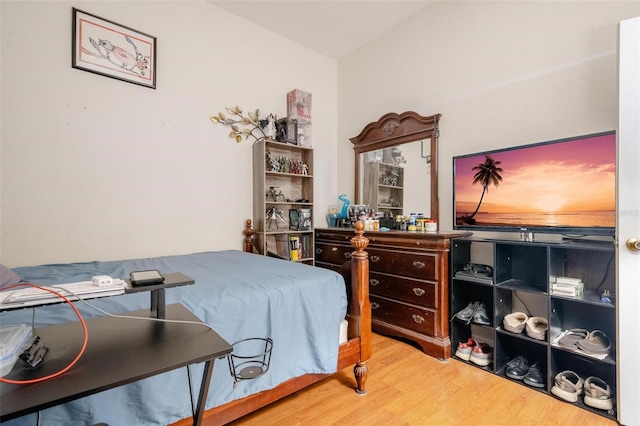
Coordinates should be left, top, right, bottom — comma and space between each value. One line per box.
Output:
350, 111, 441, 224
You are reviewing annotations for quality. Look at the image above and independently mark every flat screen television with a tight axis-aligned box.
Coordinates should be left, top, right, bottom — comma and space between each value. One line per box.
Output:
453, 131, 616, 237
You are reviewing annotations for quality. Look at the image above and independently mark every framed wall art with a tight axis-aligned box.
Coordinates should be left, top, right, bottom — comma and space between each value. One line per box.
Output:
72, 8, 156, 89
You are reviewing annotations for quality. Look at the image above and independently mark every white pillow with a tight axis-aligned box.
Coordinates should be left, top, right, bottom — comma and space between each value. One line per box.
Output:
1, 264, 22, 289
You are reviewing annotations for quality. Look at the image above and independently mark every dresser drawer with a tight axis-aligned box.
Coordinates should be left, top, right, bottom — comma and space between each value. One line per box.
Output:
370, 295, 436, 336
367, 247, 438, 281
315, 242, 352, 266
369, 271, 437, 308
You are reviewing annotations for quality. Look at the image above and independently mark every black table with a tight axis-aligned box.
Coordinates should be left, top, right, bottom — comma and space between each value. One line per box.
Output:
0, 303, 233, 425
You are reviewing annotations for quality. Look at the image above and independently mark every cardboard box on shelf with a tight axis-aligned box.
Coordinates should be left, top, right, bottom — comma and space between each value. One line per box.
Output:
287, 89, 312, 122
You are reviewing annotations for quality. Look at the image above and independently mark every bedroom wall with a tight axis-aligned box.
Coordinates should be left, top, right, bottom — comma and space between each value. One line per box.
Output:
337, 0, 640, 233
0, 0, 338, 267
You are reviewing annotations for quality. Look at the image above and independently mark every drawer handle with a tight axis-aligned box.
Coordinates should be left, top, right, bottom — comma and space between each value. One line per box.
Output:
315, 248, 322, 254
370, 255, 380, 263
331, 247, 338, 252
343, 252, 351, 259
413, 261, 425, 269
412, 314, 425, 324
370, 279, 379, 287
371, 302, 380, 310
413, 288, 426, 296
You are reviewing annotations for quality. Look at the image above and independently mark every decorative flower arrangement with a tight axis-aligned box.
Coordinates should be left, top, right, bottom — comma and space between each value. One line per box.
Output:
210, 105, 275, 143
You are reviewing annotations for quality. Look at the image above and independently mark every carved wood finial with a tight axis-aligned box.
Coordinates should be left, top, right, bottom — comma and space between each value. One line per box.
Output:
243, 219, 256, 253
382, 121, 400, 136
351, 220, 370, 254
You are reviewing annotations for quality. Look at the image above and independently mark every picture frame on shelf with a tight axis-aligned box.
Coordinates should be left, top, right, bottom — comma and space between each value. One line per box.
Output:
72, 8, 157, 89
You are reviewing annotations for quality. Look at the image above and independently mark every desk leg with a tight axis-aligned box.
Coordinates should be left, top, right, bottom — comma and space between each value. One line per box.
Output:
194, 359, 214, 426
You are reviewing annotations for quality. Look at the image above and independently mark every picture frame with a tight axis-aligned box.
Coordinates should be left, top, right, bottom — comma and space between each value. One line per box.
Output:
72, 8, 156, 89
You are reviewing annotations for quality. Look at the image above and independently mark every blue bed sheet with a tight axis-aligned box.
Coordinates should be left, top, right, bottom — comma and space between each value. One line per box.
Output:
0, 250, 347, 426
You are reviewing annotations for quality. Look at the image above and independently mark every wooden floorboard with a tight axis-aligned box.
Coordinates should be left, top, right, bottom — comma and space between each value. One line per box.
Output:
229, 333, 617, 426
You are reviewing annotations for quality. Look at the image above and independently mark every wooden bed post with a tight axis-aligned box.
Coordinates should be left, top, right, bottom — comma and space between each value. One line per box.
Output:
349, 221, 370, 394
171, 221, 372, 425
243, 219, 256, 254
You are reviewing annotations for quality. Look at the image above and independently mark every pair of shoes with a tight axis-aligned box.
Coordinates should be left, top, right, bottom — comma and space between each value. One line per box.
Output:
525, 316, 548, 341
455, 339, 493, 367
505, 354, 545, 388
455, 301, 490, 325
557, 329, 611, 356
455, 338, 477, 361
503, 312, 528, 333
551, 372, 613, 410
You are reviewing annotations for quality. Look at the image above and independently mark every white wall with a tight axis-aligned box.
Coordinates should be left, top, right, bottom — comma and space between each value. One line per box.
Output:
0, 0, 338, 267
338, 0, 640, 234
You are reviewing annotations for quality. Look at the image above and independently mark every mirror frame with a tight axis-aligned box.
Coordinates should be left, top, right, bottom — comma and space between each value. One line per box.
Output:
350, 111, 441, 224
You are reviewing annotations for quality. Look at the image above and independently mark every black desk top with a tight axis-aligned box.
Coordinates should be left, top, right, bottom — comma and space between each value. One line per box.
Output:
0, 303, 232, 421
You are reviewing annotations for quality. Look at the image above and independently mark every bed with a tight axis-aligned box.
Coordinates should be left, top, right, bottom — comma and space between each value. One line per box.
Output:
0, 220, 371, 426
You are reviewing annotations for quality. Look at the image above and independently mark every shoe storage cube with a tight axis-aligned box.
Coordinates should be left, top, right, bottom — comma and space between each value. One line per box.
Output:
451, 280, 493, 324
549, 298, 616, 360
495, 244, 547, 292
496, 333, 547, 388
549, 246, 616, 297
496, 288, 548, 337
550, 348, 616, 416
450, 237, 616, 421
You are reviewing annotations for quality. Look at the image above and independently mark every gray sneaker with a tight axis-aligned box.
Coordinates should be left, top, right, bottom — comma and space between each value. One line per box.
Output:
455, 301, 478, 323
472, 303, 490, 325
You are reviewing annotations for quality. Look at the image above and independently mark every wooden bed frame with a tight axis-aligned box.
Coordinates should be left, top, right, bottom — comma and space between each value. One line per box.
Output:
172, 220, 371, 426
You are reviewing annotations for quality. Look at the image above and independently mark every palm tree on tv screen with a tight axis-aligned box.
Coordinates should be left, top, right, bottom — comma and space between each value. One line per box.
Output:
461, 155, 503, 224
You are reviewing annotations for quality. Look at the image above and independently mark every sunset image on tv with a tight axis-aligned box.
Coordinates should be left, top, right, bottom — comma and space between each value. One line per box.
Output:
454, 132, 615, 233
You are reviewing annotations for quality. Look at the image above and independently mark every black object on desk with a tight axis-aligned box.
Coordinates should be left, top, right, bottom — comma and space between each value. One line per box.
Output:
0, 303, 232, 425
130, 269, 165, 286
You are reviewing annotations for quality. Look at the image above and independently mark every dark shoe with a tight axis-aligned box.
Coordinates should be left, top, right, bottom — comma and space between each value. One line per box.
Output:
455, 301, 478, 323
472, 303, 490, 325
505, 355, 529, 380
523, 362, 545, 388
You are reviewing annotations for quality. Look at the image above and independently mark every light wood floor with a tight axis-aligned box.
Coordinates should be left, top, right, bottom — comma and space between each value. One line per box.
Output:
230, 333, 618, 426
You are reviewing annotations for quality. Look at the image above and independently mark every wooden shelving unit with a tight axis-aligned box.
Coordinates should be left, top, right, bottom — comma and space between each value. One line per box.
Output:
252, 139, 314, 264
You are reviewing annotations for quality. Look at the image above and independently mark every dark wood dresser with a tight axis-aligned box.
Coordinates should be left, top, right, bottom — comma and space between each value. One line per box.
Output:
315, 228, 465, 360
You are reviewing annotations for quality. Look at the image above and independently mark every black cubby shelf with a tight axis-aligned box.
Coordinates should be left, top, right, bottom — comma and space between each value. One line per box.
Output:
450, 237, 617, 421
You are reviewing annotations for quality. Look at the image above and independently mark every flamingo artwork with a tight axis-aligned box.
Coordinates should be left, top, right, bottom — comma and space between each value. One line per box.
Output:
82, 35, 149, 77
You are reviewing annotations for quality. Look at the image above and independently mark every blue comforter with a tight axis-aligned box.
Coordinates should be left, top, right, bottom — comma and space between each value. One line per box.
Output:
1, 250, 347, 425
